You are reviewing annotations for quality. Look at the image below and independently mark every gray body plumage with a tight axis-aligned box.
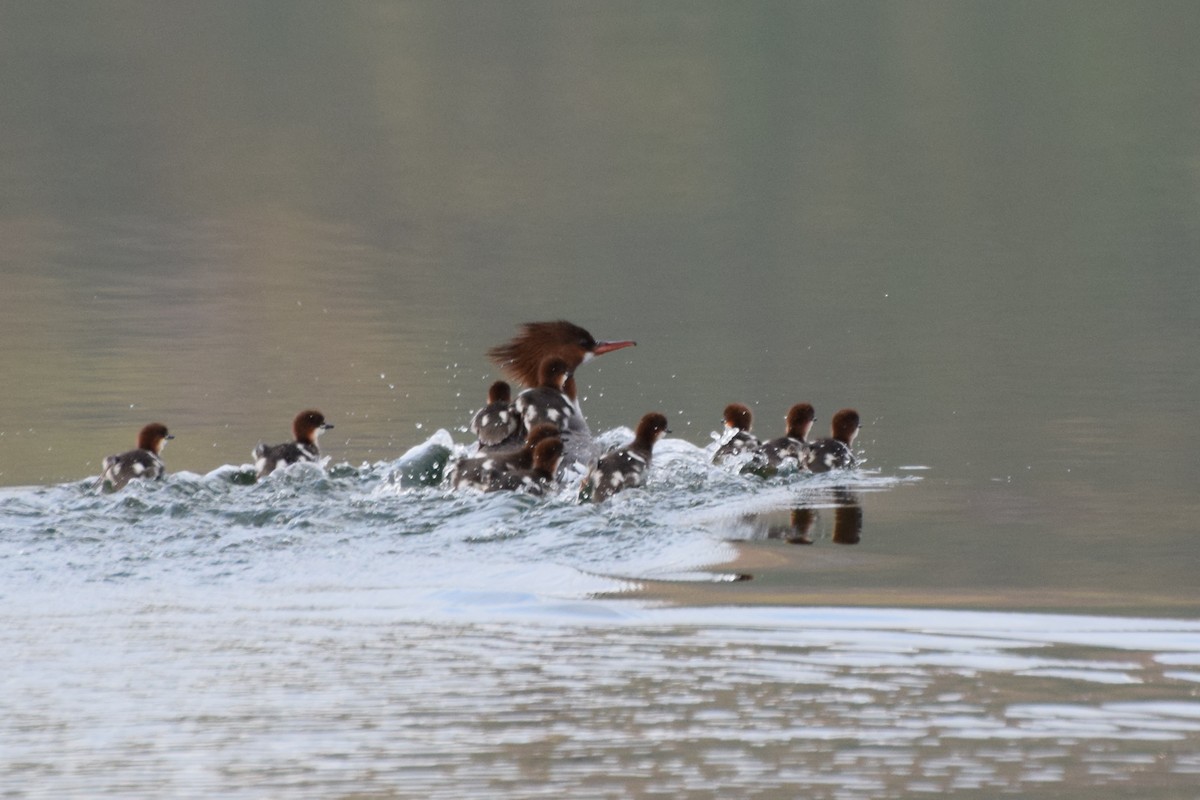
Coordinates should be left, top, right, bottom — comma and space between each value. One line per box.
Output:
449, 451, 510, 491
470, 401, 522, 450
584, 447, 651, 502
712, 430, 761, 464
806, 438, 856, 473
756, 435, 811, 468
101, 449, 166, 491
513, 387, 576, 433
254, 440, 319, 479
485, 466, 555, 496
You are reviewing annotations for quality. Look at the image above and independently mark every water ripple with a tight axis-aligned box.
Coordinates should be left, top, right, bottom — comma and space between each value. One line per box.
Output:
5, 434, 1198, 797
4, 599, 1198, 799
0, 430, 912, 594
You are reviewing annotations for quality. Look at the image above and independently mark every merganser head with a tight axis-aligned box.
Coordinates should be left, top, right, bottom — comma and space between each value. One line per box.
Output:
136, 422, 174, 454
785, 403, 816, 440
525, 422, 561, 448
486, 380, 512, 405
830, 408, 861, 445
487, 320, 636, 399
722, 403, 753, 432
292, 409, 333, 444
536, 357, 572, 391
634, 412, 671, 447
531, 437, 565, 474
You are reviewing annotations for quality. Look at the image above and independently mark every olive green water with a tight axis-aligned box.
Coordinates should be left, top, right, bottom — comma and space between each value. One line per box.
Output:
2, 3, 1200, 797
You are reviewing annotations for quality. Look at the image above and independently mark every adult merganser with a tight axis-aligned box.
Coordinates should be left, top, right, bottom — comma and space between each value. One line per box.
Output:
487, 320, 636, 402
579, 412, 670, 502
512, 357, 575, 434
711, 403, 760, 464
470, 380, 521, 451
756, 403, 816, 467
449, 423, 560, 491
253, 409, 333, 479
488, 321, 636, 467
807, 408, 861, 473
485, 437, 564, 497
99, 422, 174, 491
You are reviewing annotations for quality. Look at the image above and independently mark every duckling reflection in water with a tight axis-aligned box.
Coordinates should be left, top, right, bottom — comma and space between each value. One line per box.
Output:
765, 508, 818, 545
732, 489, 863, 545
830, 492, 863, 544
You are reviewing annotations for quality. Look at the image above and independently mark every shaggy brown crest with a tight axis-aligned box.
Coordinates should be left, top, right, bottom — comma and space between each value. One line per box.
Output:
487, 320, 635, 399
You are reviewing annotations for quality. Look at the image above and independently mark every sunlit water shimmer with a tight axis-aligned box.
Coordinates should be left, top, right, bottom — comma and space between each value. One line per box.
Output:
4, 432, 1200, 799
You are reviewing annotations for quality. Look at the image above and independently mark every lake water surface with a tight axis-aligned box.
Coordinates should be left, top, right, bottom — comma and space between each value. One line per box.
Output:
3, 3, 1200, 797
